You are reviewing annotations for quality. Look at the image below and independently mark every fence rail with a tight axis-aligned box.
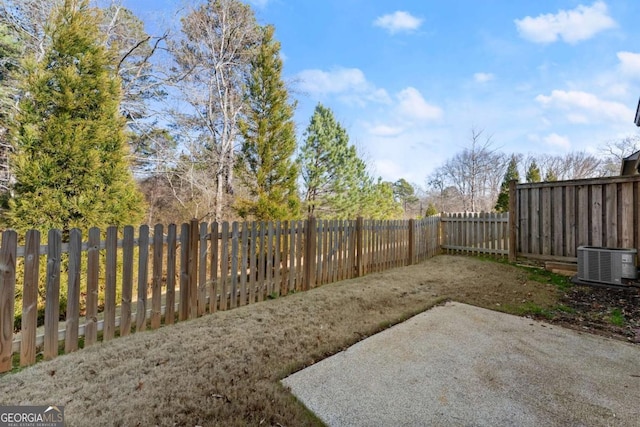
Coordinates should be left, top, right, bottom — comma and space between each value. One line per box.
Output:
1, 216, 441, 372
440, 212, 510, 256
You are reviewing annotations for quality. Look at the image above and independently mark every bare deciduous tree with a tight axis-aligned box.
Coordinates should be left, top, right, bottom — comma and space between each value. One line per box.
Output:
529, 152, 602, 181
168, 0, 259, 222
430, 128, 506, 212
599, 135, 640, 176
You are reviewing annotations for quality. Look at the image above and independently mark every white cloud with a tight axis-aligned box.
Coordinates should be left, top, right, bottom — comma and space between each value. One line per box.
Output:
543, 133, 571, 149
474, 72, 495, 83
374, 11, 422, 34
374, 159, 406, 181
396, 87, 443, 122
514, 1, 616, 44
617, 51, 640, 76
368, 124, 404, 137
536, 89, 633, 123
297, 67, 391, 105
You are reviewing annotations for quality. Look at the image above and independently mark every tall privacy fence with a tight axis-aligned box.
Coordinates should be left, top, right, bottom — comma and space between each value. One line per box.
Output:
511, 175, 640, 262
1, 216, 440, 372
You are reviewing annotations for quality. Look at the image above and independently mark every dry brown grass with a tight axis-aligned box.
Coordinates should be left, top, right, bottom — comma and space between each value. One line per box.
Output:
0, 255, 562, 426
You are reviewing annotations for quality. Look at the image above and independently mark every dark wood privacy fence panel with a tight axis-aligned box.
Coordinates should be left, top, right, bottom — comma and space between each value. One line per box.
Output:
514, 176, 640, 261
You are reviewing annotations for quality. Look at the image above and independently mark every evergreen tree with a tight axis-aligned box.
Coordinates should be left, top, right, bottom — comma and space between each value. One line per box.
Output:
0, 23, 21, 194
544, 168, 558, 182
494, 154, 520, 213
392, 178, 419, 213
300, 103, 371, 218
425, 203, 438, 217
361, 179, 403, 219
236, 25, 300, 221
526, 160, 541, 183
7, 0, 144, 236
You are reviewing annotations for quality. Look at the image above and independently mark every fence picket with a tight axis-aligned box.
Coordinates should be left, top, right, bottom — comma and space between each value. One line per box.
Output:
198, 223, 208, 316
121, 226, 134, 336
0, 230, 17, 372
230, 222, 239, 309
281, 220, 289, 295
179, 223, 189, 321
137, 225, 150, 330
43, 229, 61, 360
274, 221, 281, 297
166, 224, 177, 324
296, 221, 303, 291
240, 222, 249, 306
257, 222, 265, 302
266, 222, 273, 296
209, 222, 218, 313
288, 221, 295, 293
188, 220, 198, 320
85, 227, 100, 344
151, 224, 164, 329
64, 228, 82, 353
104, 226, 118, 340
220, 222, 229, 310
20, 230, 39, 367
249, 222, 257, 304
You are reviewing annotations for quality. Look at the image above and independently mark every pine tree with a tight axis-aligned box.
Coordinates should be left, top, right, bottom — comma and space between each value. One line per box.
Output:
7, 0, 144, 236
544, 168, 558, 182
494, 154, 520, 213
300, 103, 371, 218
360, 179, 403, 219
392, 178, 419, 213
236, 25, 300, 221
425, 203, 438, 217
0, 23, 21, 195
526, 160, 541, 183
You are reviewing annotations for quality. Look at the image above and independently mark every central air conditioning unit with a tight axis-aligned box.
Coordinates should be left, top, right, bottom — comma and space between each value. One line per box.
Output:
577, 246, 638, 285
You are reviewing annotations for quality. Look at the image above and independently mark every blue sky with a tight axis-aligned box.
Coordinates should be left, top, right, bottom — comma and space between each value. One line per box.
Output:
121, 0, 640, 184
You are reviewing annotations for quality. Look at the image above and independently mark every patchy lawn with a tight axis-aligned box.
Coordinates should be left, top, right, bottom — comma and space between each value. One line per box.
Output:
0, 255, 636, 426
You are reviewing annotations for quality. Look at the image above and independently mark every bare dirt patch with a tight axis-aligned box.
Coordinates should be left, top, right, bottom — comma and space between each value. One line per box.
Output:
0, 255, 636, 426
552, 285, 640, 343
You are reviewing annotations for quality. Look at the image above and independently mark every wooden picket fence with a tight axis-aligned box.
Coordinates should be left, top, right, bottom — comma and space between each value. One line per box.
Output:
0, 216, 440, 372
440, 212, 510, 256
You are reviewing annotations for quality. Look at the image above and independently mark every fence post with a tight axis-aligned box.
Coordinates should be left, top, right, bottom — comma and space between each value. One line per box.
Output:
508, 180, 517, 262
355, 217, 364, 277
304, 216, 317, 290
407, 219, 415, 266
0, 230, 17, 372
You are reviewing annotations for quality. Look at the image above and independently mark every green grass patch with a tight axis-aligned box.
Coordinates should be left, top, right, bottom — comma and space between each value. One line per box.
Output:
609, 308, 625, 327
502, 301, 556, 319
555, 304, 577, 314
522, 267, 573, 291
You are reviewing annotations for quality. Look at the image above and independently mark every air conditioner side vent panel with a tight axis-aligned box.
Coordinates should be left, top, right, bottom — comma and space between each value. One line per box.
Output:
577, 246, 637, 285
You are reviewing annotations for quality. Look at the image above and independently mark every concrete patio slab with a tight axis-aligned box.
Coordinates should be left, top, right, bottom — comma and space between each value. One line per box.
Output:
282, 302, 640, 426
